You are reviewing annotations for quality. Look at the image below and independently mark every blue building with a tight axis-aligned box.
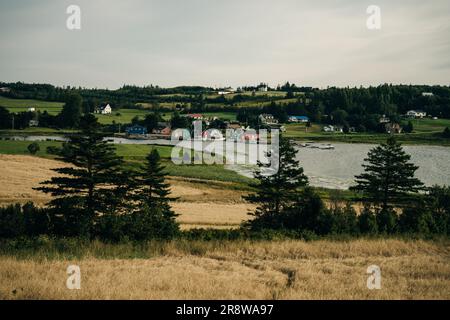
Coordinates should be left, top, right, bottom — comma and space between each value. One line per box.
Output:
126, 125, 147, 135
288, 115, 310, 123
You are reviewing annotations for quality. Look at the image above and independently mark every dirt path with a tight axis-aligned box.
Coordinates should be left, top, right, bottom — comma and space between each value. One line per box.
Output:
0, 154, 253, 228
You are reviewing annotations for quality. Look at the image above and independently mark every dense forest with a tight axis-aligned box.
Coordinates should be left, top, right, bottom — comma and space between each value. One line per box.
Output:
1, 82, 450, 132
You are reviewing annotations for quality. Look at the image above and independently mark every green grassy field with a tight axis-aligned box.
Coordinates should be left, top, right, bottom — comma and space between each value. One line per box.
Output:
0, 140, 252, 184
0, 96, 63, 115
284, 119, 450, 146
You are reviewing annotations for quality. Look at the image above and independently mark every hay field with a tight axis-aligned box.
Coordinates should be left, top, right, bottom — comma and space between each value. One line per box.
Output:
0, 154, 253, 228
0, 239, 449, 299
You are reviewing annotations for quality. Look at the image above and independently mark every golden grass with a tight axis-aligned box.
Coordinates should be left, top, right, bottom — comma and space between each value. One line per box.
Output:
0, 155, 253, 228
1, 239, 449, 299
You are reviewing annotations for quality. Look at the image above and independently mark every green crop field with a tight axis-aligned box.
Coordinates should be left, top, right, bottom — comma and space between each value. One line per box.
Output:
0, 96, 63, 115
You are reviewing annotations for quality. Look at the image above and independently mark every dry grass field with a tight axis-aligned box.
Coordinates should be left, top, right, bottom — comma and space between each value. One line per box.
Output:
0, 239, 449, 299
1, 155, 449, 300
0, 154, 253, 229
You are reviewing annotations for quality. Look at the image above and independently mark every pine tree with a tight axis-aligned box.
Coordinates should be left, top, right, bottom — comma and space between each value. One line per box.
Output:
35, 114, 125, 237
129, 149, 179, 239
350, 137, 424, 211
244, 136, 308, 230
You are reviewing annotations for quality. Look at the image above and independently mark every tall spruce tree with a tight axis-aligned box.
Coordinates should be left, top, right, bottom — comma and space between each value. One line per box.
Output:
244, 136, 308, 229
350, 137, 424, 210
36, 114, 126, 236
129, 149, 179, 239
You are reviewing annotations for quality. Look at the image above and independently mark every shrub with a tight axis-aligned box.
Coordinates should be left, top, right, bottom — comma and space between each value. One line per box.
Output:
358, 206, 378, 234
27, 142, 40, 155
377, 208, 398, 234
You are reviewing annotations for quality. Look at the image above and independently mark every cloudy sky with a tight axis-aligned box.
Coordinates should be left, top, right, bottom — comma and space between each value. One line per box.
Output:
0, 0, 449, 89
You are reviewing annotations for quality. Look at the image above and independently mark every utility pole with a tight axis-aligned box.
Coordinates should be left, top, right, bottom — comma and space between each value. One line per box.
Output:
12, 114, 14, 130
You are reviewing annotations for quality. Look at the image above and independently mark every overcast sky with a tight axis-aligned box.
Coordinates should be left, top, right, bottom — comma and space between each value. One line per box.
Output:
0, 0, 449, 89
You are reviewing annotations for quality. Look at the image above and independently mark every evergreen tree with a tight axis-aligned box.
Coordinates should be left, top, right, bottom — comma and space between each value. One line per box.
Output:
130, 149, 179, 239
35, 114, 126, 237
244, 136, 308, 230
350, 137, 424, 211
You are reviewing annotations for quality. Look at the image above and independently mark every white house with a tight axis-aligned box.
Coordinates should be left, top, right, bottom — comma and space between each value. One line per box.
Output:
422, 92, 434, 97
323, 125, 343, 133
95, 104, 112, 114
27, 107, 36, 112
259, 114, 278, 124
217, 87, 236, 95
406, 110, 427, 119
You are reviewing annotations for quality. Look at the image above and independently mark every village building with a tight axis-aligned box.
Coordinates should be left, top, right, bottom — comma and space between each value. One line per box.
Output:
151, 122, 172, 136
323, 125, 343, 133
385, 123, 402, 134
27, 107, 36, 112
259, 114, 278, 124
186, 113, 203, 120
126, 124, 147, 136
406, 110, 427, 119
288, 115, 309, 123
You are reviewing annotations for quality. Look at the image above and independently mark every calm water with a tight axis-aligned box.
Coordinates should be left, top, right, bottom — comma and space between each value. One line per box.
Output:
3, 135, 449, 190
227, 143, 450, 189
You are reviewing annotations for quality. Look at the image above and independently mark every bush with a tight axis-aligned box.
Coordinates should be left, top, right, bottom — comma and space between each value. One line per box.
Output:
358, 206, 378, 234
399, 202, 435, 235
377, 208, 398, 234
27, 142, 40, 155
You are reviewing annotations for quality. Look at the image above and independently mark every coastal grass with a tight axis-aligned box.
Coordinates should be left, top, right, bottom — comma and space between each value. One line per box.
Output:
0, 238, 448, 299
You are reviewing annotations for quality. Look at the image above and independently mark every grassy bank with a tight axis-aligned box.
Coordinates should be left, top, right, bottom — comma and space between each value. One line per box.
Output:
0, 238, 448, 299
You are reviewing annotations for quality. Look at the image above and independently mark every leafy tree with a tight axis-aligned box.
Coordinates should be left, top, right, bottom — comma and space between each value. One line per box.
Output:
244, 136, 308, 230
59, 93, 83, 128
35, 114, 126, 237
27, 142, 40, 155
170, 112, 189, 129
0, 106, 12, 129
143, 112, 163, 132
350, 137, 424, 211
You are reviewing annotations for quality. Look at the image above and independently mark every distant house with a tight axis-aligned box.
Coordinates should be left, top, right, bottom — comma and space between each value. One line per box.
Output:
257, 83, 268, 92
259, 114, 278, 124
29, 120, 39, 127
0, 87, 10, 93
217, 87, 236, 95
152, 122, 172, 136
27, 107, 36, 112
379, 115, 390, 124
288, 115, 309, 123
126, 125, 147, 136
95, 103, 112, 115
385, 123, 402, 134
323, 125, 343, 133
406, 110, 427, 119
186, 113, 203, 120
422, 92, 434, 97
